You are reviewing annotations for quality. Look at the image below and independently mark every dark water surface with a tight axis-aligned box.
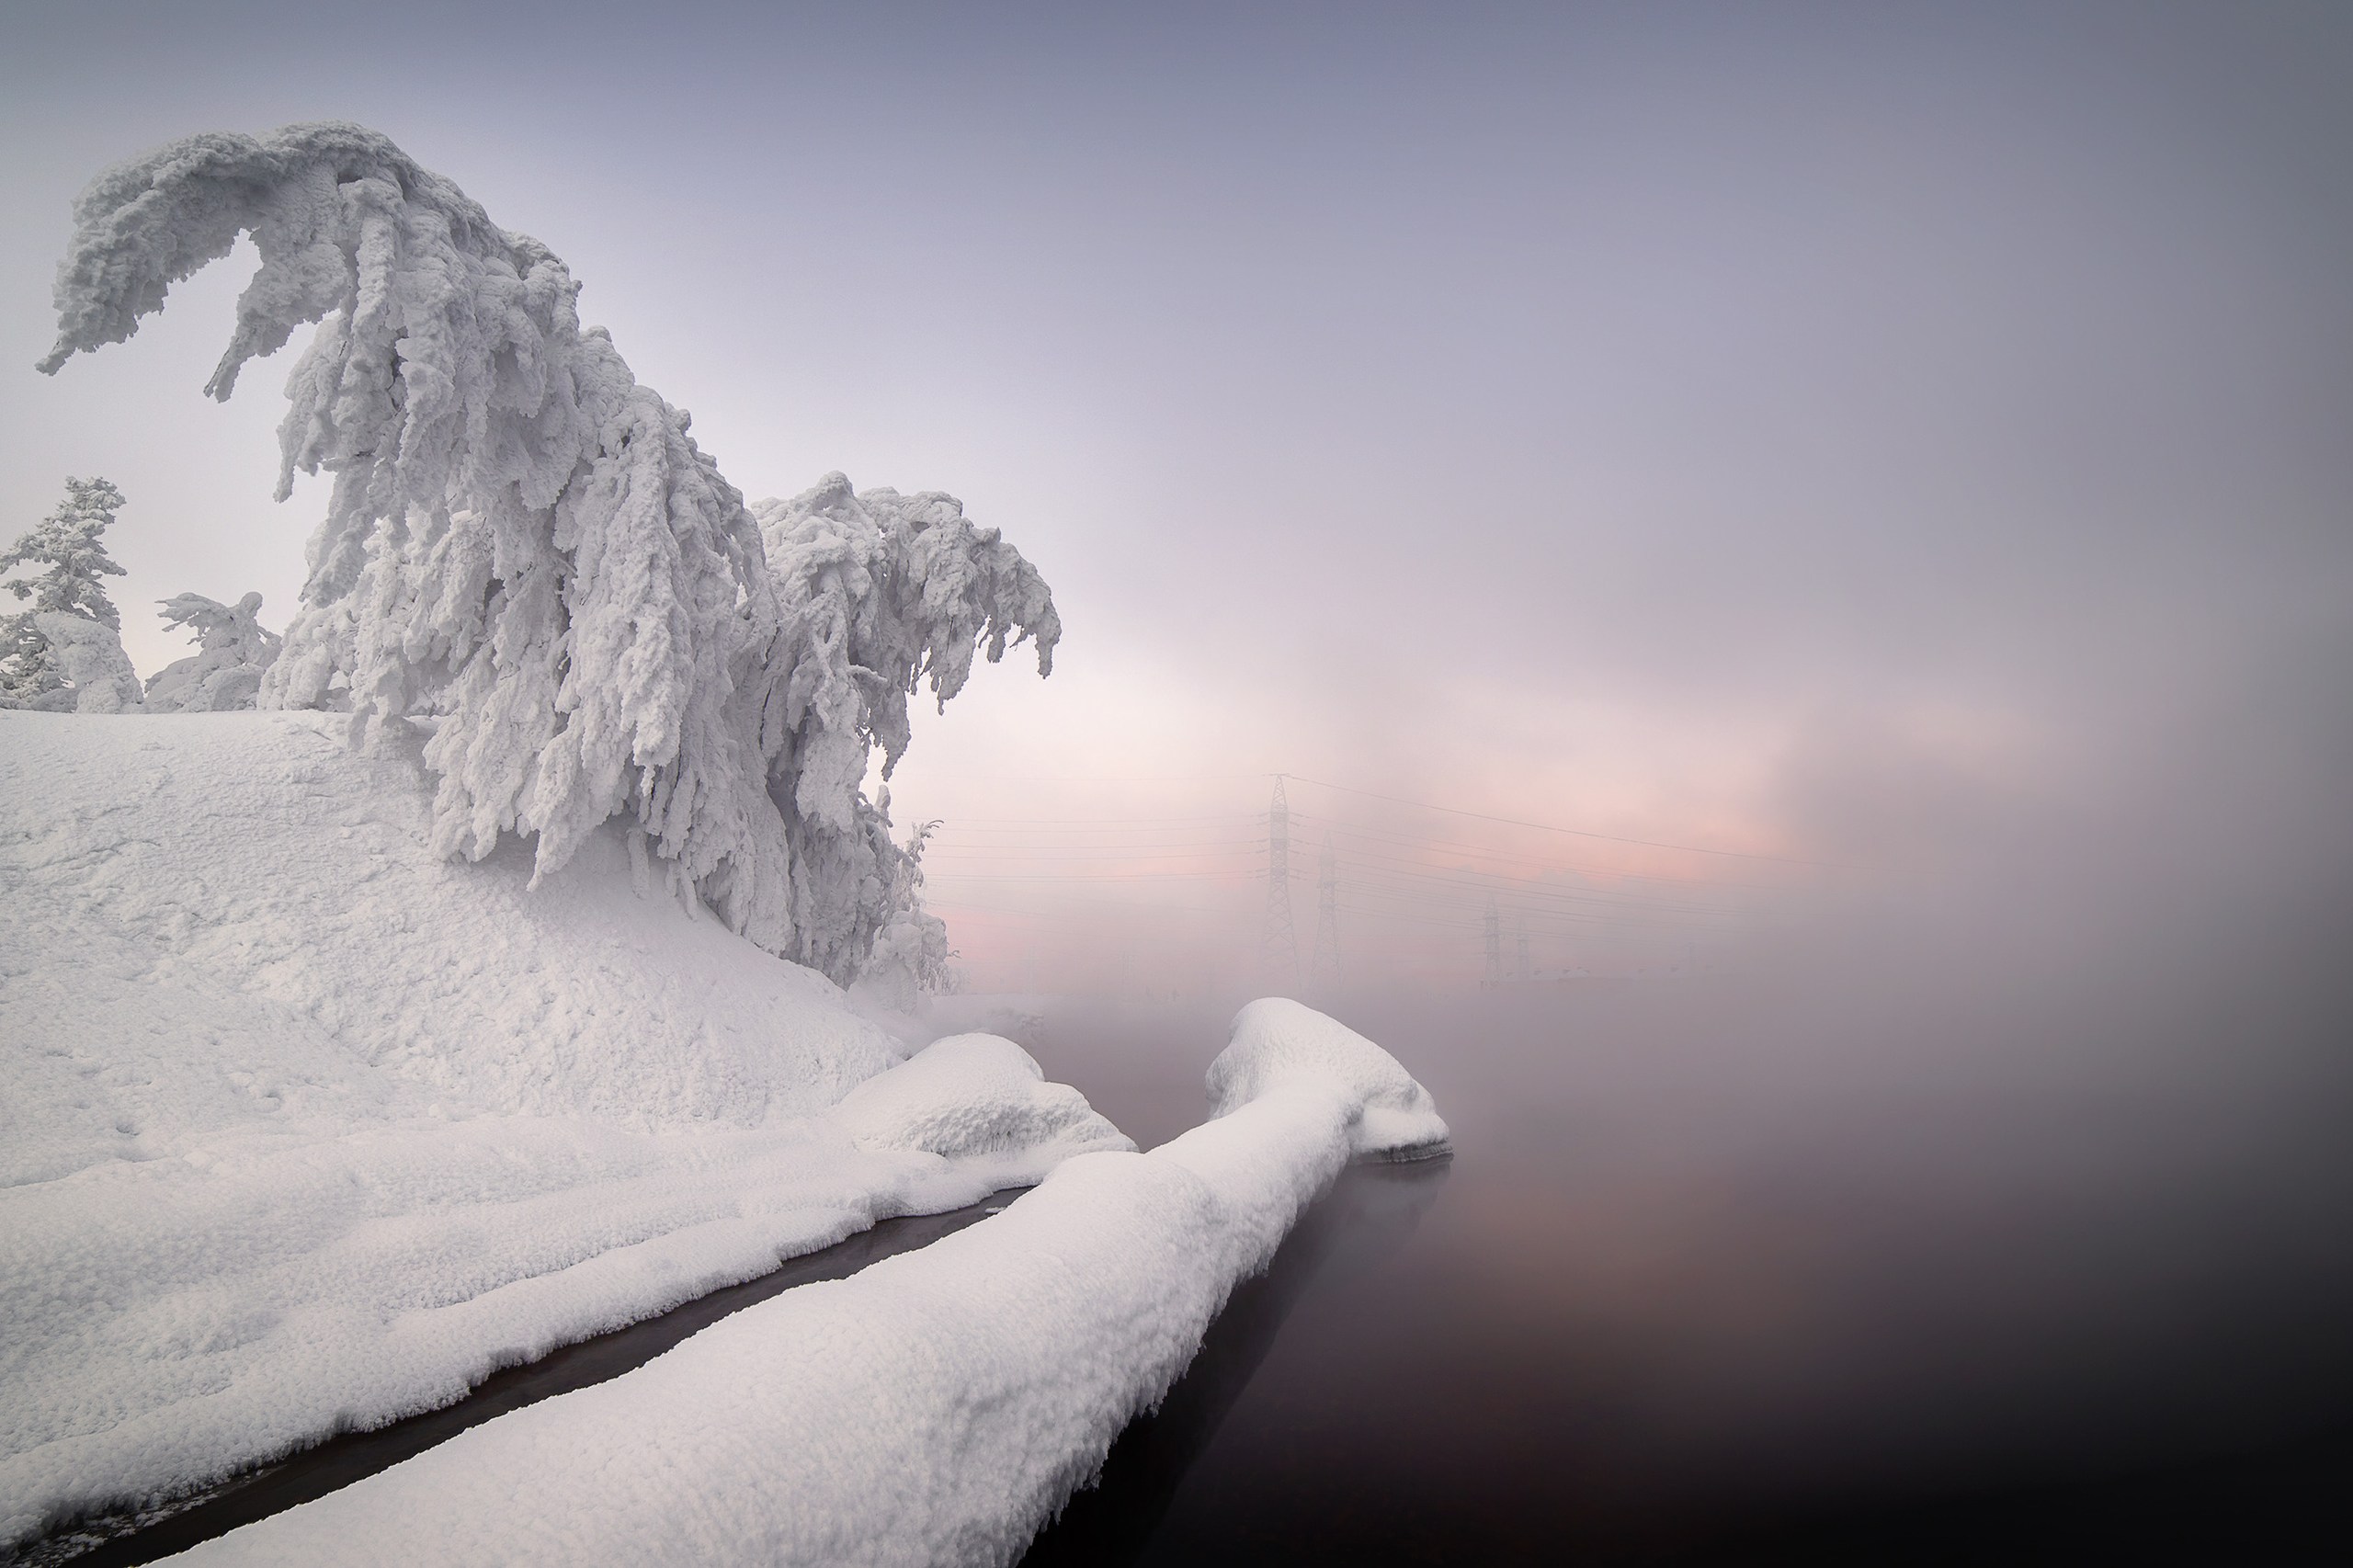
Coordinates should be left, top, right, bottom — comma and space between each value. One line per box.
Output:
26, 965, 2351, 1565
1015, 981, 2353, 1566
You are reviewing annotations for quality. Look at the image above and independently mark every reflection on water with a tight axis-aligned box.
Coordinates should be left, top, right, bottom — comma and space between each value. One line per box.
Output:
1012, 982, 2353, 1564
1023, 1161, 1449, 1566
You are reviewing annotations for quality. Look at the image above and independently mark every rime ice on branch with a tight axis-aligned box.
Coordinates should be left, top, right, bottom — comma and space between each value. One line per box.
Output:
39, 123, 1057, 983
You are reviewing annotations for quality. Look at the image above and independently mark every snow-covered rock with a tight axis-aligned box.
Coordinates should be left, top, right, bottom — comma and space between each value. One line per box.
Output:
0, 710, 1123, 1549
156, 1003, 1445, 1567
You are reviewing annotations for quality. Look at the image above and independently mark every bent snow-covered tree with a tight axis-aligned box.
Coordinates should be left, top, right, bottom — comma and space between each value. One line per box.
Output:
146, 591, 282, 711
40, 122, 1057, 982
757, 474, 1059, 984
1, 476, 139, 711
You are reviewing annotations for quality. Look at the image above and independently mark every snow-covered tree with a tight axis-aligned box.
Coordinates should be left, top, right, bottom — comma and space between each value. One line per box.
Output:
40, 124, 1059, 983
1, 476, 137, 710
145, 591, 282, 711
754, 474, 1059, 981
34, 612, 145, 712
855, 819, 955, 1012
40, 122, 795, 946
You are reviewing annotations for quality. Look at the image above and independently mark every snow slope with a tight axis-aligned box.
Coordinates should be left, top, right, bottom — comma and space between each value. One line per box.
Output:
162, 1004, 1448, 1567
0, 711, 1131, 1548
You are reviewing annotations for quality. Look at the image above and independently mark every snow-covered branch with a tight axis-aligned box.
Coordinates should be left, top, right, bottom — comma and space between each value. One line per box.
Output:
755, 474, 1060, 982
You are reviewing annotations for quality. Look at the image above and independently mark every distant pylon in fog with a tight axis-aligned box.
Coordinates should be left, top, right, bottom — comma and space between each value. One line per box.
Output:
1311, 831, 1341, 983
1263, 776, 1297, 976
1514, 915, 1530, 982
1483, 894, 1502, 986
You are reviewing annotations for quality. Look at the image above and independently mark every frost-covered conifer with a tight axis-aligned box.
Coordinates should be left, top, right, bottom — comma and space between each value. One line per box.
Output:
145, 591, 282, 711
1, 476, 135, 710
40, 125, 1060, 983
40, 122, 791, 939
33, 612, 146, 712
856, 818, 956, 1011
754, 475, 1058, 981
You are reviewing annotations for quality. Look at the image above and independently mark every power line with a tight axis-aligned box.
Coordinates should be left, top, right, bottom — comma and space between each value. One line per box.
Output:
1285, 809, 1730, 888
1329, 860, 1741, 917
925, 812, 1261, 828
1281, 774, 1836, 867
925, 869, 1260, 883
1312, 843, 1744, 910
923, 846, 1263, 861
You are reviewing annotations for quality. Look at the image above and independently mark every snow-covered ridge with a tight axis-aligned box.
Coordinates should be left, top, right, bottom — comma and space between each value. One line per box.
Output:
0, 711, 1129, 1549
160, 1008, 1448, 1567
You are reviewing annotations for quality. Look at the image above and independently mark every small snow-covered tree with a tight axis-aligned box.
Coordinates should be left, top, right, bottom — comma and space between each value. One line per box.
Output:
146, 591, 281, 710
856, 819, 954, 1012
40, 125, 1061, 984
1, 476, 137, 710
34, 612, 145, 712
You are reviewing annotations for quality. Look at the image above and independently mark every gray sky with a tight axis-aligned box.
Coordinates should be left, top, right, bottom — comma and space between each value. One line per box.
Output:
6, 2, 2349, 982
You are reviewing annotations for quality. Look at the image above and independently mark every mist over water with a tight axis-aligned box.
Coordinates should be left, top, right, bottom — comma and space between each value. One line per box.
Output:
1006, 929, 2353, 1557
993, 674, 2353, 1558
4, 1, 2350, 1557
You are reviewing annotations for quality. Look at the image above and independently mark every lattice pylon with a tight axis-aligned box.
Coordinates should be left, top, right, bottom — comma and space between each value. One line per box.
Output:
1311, 830, 1341, 983
1263, 777, 1297, 976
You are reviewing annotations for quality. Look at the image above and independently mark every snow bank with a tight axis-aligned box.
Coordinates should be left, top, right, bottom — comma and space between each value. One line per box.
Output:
830, 1033, 1131, 1188
163, 1004, 1445, 1567
0, 712, 1126, 1548
1212, 997, 1453, 1161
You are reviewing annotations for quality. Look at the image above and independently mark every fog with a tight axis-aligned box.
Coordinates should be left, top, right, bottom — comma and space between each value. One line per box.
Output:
6, 2, 2350, 1542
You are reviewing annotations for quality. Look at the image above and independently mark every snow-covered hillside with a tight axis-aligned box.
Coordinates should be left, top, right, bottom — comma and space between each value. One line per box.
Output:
0, 711, 1131, 1547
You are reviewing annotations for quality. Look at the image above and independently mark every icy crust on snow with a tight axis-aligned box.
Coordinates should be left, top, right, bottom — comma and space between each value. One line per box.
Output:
1211, 997, 1453, 1161
167, 1006, 1445, 1568
0, 711, 1128, 1549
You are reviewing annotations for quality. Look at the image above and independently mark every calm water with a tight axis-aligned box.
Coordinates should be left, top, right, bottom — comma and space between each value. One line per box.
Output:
35, 971, 2352, 1564
1012, 979, 2353, 1565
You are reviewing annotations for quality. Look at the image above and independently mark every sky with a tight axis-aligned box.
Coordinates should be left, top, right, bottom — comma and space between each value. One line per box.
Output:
4, 1, 2349, 987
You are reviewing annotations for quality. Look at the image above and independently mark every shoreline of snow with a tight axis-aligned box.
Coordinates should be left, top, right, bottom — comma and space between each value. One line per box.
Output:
0, 712, 1131, 1549
161, 1002, 1448, 1567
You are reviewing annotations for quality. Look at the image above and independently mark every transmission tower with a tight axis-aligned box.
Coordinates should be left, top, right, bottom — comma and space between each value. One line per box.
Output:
1311, 831, 1341, 982
1514, 915, 1531, 982
1263, 777, 1298, 976
1482, 894, 1502, 986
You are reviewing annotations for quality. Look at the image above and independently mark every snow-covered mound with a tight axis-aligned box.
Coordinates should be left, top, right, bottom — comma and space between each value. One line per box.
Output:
0, 711, 1131, 1548
2, 710, 899, 1175
831, 1033, 1127, 1184
1211, 997, 1452, 1161
164, 1004, 1445, 1567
